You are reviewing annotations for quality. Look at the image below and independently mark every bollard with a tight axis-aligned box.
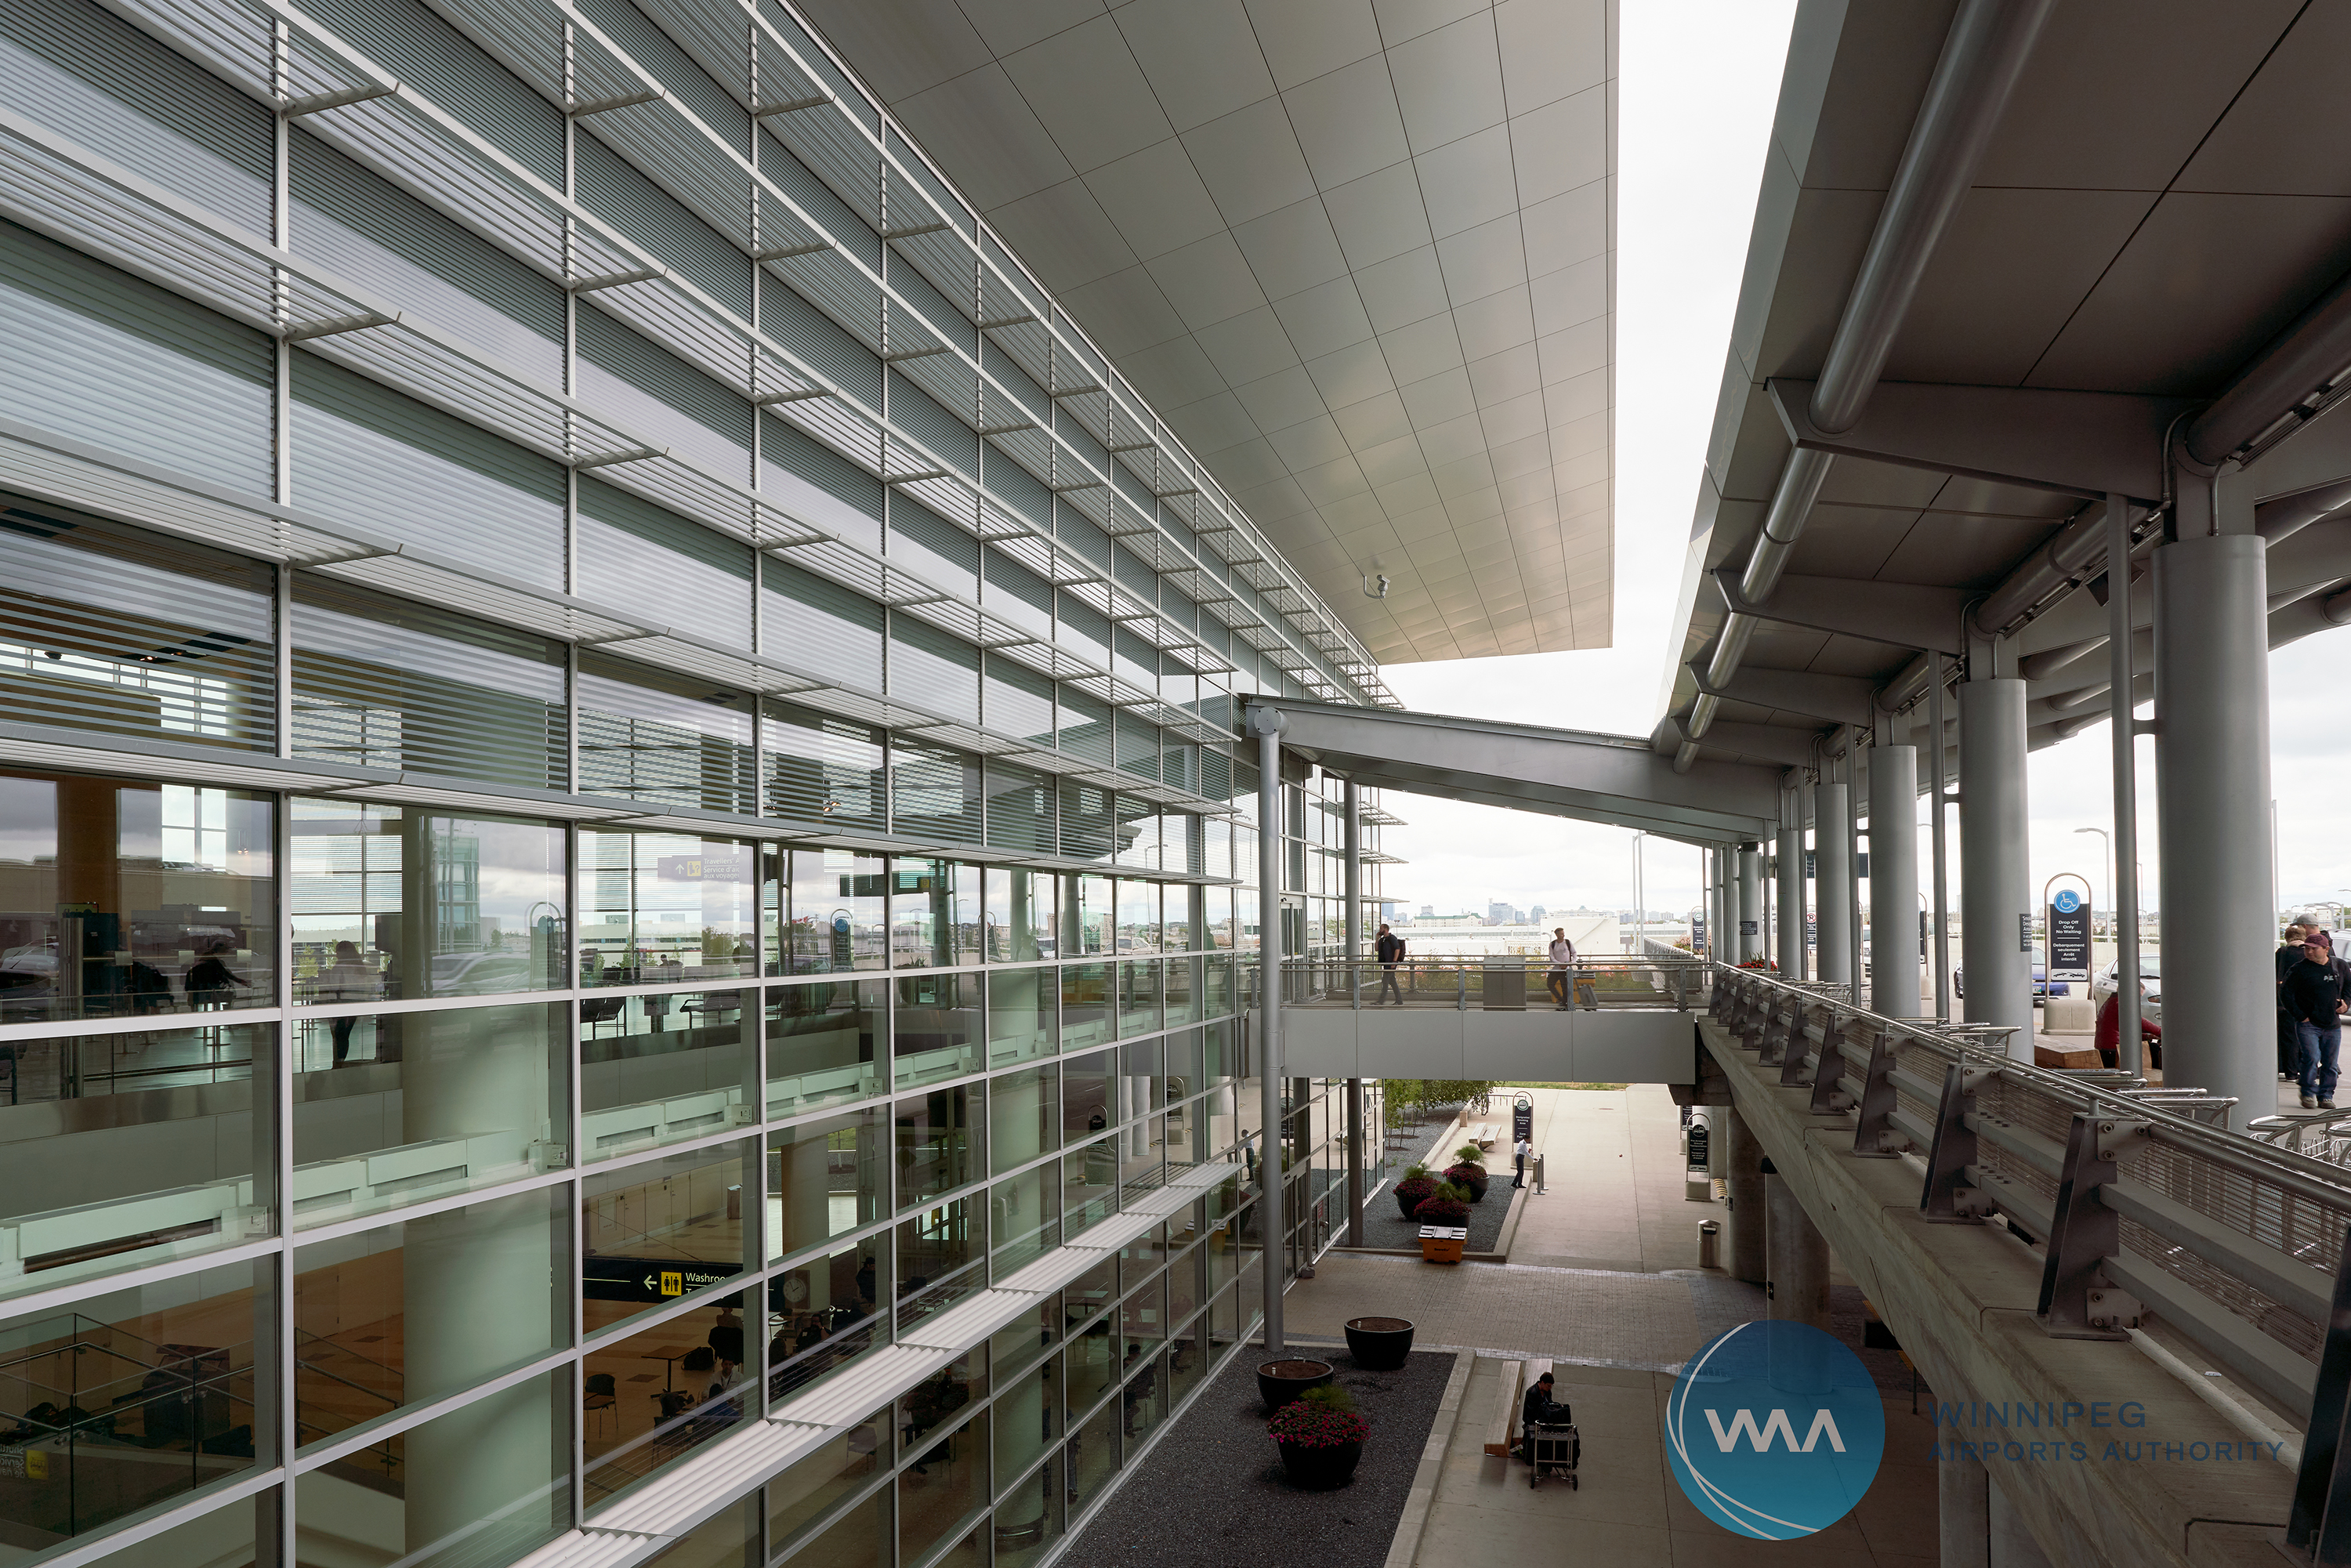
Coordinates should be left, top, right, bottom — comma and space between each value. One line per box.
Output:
1532, 1152, 1546, 1194
1698, 1219, 1721, 1270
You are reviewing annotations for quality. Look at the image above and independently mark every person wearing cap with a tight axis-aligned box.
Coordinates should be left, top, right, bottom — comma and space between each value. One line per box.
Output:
2282, 924, 2311, 1081
2284, 932, 2351, 1109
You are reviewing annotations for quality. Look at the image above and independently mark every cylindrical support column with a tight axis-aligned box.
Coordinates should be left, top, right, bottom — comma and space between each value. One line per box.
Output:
1764, 1173, 1830, 1330
1959, 677, 2033, 1051
1723, 1108, 1766, 1284
1929, 654, 1954, 1022
1737, 846, 1763, 964
2154, 532, 2273, 1113
1987, 1479, 2055, 1568
1716, 850, 1733, 963
1342, 780, 1361, 1005
1251, 708, 1286, 1353
1777, 784, 1804, 978
1870, 745, 1922, 1016
1343, 1077, 1364, 1247
1814, 782, 1853, 986
1940, 1440, 1991, 1568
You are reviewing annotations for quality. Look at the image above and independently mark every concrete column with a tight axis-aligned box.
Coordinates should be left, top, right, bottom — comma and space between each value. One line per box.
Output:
1959, 678, 2033, 1051
2154, 532, 2273, 1112
1814, 782, 1853, 987
1737, 846, 1763, 964
1763, 1173, 1829, 1330
1723, 1108, 1766, 1284
1716, 850, 1733, 964
1777, 784, 1804, 978
1870, 744, 1922, 1017
1940, 1443, 1990, 1568
1987, 1478, 2054, 1568
1344, 1077, 1364, 1247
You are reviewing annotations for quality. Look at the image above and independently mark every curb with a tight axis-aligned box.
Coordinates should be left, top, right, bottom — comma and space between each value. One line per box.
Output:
1381, 1349, 1475, 1568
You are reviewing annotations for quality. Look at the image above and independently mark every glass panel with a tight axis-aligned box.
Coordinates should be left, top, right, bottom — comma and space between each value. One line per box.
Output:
1060, 1050, 1110, 1146
644, 1494, 755, 1568
0, 1262, 264, 1554
896, 1085, 980, 1208
893, 971, 980, 1088
987, 1293, 1059, 1385
889, 858, 950, 969
292, 1188, 565, 1447
0, 1023, 265, 1299
766, 1405, 890, 1550
292, 1365, 566, 1568
987, 1063, 1056, 1179
895, 1196, 980, 1321
1116, 958, 1161, 1037
1165, 1314, 1208, 1407
766, 977, 885, 1117
768, 1106, 882, 1262
986, 1161, 1056, 1274
582, 1295, 752, 1511
292, 1001, 565, 1227
763, 702, 884, 832
788, 849, 886, 973
1070, 875, 1110, 955
0, 769, 275, 1024
784, 1479, 889, 1568
1165, 954, 1200, 1027
1062, 1138, 1116, 1237
581, 1142, 749, 1336
766, 1233, 887, 1402
1114, 880, 1157, 954
982, 759, 1054, 856
1059, 963, 1109, 1054
890, 737, 980, 846
984, 964, 1056, 1068
289, 798, 563, 1003
1063, 1317, 1118, 1421
1121, 1342, 1167, 1445
577, 652, 756, 815
992, 1453, 1062, 1568
981, 868, 1055, 962
579, 830, 754, 986
1165, 1243, 1202, 1324
991, 1356, 1058, 1502
103, 1489, 266, 1568
580, 989, 751, 1161
898, 1404, 986, 1564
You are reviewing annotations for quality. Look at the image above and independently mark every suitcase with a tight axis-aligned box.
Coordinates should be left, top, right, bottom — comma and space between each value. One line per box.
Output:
1525, 1420, 1579, 1488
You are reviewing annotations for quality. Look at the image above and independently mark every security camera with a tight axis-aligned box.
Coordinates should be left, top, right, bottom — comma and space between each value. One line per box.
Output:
1364, 573, 1389, 599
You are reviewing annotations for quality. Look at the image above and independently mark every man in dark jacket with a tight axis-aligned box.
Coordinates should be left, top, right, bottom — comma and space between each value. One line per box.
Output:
2283, 923, 2312, 1079
2284, 933, 2351, 1109
1374, 923, 1406, 1005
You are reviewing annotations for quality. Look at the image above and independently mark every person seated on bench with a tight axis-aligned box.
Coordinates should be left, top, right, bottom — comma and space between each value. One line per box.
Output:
1512, 1372, 1568, 1454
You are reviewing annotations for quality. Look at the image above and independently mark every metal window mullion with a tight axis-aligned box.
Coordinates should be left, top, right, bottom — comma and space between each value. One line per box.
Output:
565, 820, 588, 1529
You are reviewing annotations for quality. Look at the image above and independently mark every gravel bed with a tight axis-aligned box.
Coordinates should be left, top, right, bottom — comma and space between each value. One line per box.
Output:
1353, 1175, 1512, 1252
1061, 1344, 1457, 1568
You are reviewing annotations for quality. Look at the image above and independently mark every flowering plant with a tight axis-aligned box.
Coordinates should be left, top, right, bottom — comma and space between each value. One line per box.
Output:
1415, 1182, 1472, 1226
1267, 1385, 1369, 1448
1394, 1170, 1438, 1214
1737, 958, 1777, 970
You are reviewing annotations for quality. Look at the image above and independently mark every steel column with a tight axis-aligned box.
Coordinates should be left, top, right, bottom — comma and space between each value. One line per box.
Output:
1341, 780, 1364, 1246
1777, 781, 1805, 977
1344, 1077, 1364, 1248
1815, 780, 1853, 986
1738, 846, 1764, 964
1929, 654, 1954, 1021
1871, 744, 1922, 1016
2107, 495, 2143, 1074
2154, 531, 2273, 1117
1252, 707, 1286, 1353
1959, 677, 2033, 1052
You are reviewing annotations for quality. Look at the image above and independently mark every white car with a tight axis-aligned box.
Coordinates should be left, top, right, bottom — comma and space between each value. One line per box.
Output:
2090, 958, 2161, 1028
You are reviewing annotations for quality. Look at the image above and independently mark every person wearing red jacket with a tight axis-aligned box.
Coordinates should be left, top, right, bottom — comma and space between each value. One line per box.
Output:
2096, 983, 2161, 1072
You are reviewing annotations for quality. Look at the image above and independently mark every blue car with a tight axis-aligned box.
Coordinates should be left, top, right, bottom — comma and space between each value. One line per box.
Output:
1951, 961, 2068, 1000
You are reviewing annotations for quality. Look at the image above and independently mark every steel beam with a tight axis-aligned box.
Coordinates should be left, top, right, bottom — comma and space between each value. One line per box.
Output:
1715, 569, 1972, 654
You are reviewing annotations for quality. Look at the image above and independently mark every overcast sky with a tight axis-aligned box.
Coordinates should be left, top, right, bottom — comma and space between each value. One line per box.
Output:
1372, 1, 2351, 929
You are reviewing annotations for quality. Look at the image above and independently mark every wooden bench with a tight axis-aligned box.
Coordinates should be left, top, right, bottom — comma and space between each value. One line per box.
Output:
1483, 1356, 1553, 1457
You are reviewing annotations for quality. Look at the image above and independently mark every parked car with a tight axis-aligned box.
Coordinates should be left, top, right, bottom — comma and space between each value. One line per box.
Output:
1951, 961, 2068, 1001
2090, 957, 2162, 1028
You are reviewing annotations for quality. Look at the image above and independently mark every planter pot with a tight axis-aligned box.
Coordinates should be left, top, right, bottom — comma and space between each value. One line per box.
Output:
1418, 1226, 1467, 1265
1344, 1316, 1415, 1371
1447, 1168, 1489, 1202
1256, 1359, 1335, 1413
1276, 1437, 1363, 1489
1393, 1185, 1433, 1220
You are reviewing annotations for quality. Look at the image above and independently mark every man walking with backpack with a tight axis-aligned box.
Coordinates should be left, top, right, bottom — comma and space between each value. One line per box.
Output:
1374, 923, 1406, 1005
1547, 928, 1576, 1010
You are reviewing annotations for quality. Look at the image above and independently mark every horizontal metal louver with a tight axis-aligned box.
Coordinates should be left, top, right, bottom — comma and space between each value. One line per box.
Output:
759, 272, 882, 410
886, 614, 978, 725
576, 132, 752, 320
577, 301, 752, 481
986, 452, 1049, 531
292, 574, 567, 789
890, 735, 980, 846
1116, 710, 1159, 781
888, 498, 977, 597
762, 701, 882, 829
576, 650, 755, 814
759, 558, 881, 690
757, 125, 878, 266
0, 220, 272, 498
575, 476, 753, 647
980, 654, 1053, 748
291, 353, 567, 590
290, 128, 562, 385
1058, 777, 1113, 862
1058, 687, 1111, 767
300, 0, 563, 185
983, 759, 1054, 855
886, 368, 976, 481
0, 494, 276, 751
0, 0, 270, 233
574, 0, 747, 145
981, 547, 1052, 640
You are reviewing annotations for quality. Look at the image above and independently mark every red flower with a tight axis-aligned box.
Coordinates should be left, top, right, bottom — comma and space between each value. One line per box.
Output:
1267, 1402, 1370, 1448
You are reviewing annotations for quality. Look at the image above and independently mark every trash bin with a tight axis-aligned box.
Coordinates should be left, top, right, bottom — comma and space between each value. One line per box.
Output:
1698, 1219, 1721, 1270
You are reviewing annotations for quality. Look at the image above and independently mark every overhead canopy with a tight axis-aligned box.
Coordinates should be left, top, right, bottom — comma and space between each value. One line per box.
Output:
1241, 694, 1777, 846
1669, 0, 2351, 770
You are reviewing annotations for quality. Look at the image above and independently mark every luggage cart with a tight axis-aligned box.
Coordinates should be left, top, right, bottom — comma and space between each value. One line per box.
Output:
1524, 1420, 1578, 1488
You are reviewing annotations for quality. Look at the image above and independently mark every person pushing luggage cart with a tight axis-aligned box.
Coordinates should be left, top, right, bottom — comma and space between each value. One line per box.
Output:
1515, 1372, 1580, 1489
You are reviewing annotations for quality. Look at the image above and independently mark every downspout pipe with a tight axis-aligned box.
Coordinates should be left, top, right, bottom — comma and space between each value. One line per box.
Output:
1674, 0, 2056, 773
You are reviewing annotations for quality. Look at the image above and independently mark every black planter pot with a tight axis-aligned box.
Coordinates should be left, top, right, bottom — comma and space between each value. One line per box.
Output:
1344, 1316, 1415, 1371
1256, 1359, 1335, 1413
1276, 1437, 1363, 1489
1393, 1184, 1433, 1220
1447, 1168, 1489, 1202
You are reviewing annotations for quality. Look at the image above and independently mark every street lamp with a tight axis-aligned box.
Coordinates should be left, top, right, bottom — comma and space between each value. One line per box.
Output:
2075, 827, 2110, 937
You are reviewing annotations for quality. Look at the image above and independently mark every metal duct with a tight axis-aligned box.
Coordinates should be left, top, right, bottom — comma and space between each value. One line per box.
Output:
1674, 0, 2056, 773
2187, 273, 2351, 467
2255, 477, 2351, 544
2326, 585, 2351, 625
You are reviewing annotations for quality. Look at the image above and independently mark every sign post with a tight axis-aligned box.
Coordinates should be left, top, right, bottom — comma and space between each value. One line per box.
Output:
2045, 876, 2092, 993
